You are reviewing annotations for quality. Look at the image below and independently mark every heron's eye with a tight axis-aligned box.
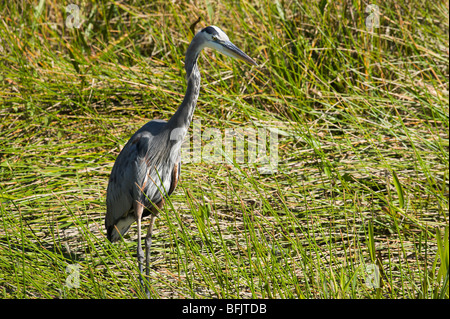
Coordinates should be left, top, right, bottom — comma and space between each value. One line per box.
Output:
212, 35, 218, 41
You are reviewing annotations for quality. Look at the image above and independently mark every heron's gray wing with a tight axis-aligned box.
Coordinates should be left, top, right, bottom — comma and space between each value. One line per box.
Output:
105, 119, 167, 241
167, 160, 181, 196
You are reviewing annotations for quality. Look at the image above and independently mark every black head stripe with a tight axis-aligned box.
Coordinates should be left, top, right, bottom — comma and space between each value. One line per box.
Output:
201, 26, 219, 35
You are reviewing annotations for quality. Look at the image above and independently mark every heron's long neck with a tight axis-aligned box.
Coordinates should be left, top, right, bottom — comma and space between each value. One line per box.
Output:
167, 52, 201, 133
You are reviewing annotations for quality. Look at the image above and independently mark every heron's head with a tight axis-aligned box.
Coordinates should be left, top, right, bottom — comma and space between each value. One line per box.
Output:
194, 26, 257, 66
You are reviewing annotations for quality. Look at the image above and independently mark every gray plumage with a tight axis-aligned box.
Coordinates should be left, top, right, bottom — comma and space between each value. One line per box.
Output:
105, 25, 256, 295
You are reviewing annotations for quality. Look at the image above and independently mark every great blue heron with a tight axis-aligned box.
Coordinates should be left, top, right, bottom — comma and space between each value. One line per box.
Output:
105, 25, 257, 294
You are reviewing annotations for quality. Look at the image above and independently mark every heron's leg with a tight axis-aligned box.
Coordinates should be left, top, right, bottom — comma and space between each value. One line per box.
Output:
145, 214, 156, 276
144, 214, 156, 298
134, 201, 145, 287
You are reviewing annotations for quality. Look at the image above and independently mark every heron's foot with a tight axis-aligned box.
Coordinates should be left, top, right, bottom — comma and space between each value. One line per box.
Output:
143, 234, 153, 297
141, 215, 155, 298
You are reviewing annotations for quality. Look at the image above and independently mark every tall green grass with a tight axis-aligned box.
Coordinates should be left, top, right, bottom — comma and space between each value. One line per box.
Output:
0, 0, 448, 298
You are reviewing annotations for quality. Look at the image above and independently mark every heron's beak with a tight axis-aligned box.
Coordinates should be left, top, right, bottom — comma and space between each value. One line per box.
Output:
218, 41, 258, 66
